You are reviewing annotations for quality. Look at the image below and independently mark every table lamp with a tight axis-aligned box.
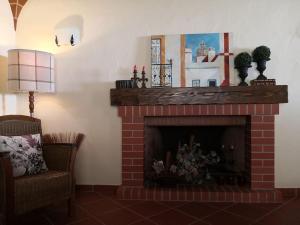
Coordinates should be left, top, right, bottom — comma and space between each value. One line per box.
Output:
7, 49, 55, 117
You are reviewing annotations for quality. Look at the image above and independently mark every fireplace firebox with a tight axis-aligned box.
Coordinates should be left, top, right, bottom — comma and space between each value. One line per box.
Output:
144, 116, 248, 188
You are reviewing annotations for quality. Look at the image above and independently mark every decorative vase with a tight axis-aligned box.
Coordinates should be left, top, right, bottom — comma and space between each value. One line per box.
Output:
256, 60, 267, 80
237, 67, 249, 86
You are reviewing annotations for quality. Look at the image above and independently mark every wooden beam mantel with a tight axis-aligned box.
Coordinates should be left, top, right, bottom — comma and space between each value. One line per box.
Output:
110, 85, 288, 106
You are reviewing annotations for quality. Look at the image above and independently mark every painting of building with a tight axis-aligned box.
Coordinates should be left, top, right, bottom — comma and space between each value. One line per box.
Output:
151, 33, 234, 87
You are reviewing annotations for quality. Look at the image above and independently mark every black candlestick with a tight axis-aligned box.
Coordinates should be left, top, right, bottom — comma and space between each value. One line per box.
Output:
140, 67, 148, 88
131, 66, 139, 88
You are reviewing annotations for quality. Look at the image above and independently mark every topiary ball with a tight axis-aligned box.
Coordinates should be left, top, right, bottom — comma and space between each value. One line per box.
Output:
252, 45, 271, 62
234, 52, 252, 69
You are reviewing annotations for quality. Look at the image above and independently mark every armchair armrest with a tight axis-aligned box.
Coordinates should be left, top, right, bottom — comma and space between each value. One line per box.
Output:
42, 144, 77, 172
0, 151, 10, 157
0, 151, 13, 178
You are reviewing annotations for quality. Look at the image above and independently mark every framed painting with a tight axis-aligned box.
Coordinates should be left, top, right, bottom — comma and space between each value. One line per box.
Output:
151, 33, 234, 87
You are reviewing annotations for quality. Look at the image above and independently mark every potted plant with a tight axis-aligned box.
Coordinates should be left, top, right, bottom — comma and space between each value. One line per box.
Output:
252, 45, 271, 80
234, 52, 252, 86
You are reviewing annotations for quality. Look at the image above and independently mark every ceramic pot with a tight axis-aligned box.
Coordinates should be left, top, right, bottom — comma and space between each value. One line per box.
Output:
256, 60, 267, 80
237, 66, 249, 86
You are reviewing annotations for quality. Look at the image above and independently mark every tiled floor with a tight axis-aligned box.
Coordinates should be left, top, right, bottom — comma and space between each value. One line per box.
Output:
4, 189, 300, 225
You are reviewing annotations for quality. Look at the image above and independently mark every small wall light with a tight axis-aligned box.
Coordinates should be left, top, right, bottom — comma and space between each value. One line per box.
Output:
54, 27, 80, 47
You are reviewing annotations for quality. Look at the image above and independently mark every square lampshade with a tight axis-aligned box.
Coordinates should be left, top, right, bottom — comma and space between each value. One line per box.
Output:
7, 49, 55, 93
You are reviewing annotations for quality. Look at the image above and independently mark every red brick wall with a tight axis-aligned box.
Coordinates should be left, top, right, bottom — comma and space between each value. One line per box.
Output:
119, 104, 279, 191
250, 115, 276, 189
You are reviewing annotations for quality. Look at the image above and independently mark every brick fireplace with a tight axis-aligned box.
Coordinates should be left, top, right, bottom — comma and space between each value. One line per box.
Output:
111, 85, 288, 203
116, 104, 282, 202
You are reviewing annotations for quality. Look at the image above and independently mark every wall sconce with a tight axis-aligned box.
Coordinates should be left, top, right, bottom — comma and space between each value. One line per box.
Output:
54, 27, 80, 47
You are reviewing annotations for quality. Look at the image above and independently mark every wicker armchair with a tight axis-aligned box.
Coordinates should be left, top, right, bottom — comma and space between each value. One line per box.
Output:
0, 115, 84, 225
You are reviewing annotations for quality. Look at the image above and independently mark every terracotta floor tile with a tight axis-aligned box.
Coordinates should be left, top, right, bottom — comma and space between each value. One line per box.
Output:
130, 219, 158, 225
76, 185, 94, 192
189, 221, 211, 225
70, 218, 104, 225
254, 203, 282, 210
94, 186, 118, 197
14, 212, 51, 225
76, 191, 103, 205
10, 191, 300, 225
255, 211, 300, 225
159, 201, 186, 208
97, 208, 144, 225
81, 198, 121, 216
203, 211, 252, 225
177, 202, 218, 219
206, 202, 234, 209
128, 201, 169, 217
114, 199, 144, 207
45, 205, 88, 225
225, 203, 270, 221
150, 209, 196, 225
255, 199, 300, 225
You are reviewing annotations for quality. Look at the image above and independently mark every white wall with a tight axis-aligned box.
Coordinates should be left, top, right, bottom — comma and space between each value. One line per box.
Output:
0, 0, 15, 55
0, 0, 17, 115
165, 35, 181, 87
16, 0, 300, 187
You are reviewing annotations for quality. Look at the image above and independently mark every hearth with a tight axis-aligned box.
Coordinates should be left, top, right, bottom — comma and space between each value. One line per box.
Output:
111, 86, 288, 202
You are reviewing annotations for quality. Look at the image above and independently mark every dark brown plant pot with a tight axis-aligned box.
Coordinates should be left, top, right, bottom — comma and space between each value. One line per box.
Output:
237, 66, 250, 86
256, 60, 268, 80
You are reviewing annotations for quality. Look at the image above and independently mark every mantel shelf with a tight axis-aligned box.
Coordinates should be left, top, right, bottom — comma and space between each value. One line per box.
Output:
110, 85, 288, 106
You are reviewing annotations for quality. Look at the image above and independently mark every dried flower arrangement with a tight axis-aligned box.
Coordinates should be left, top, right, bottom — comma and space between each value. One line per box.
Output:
43, 132, 84, 148
152, 141, 221, 185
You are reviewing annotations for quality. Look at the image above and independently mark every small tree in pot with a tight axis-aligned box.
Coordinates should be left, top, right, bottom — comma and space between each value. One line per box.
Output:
252, 45, 271, 80
234, 52, 252, 86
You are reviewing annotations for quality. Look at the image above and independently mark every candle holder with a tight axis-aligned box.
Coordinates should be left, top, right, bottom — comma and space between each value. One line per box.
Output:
131, 66, 140, 88
139, 67, 148, 88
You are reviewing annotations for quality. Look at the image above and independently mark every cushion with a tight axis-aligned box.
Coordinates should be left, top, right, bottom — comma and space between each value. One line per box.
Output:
0, 134, 48, 177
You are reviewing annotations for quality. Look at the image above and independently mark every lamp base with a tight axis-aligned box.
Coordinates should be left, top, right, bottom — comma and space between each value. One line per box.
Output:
29, 91, 34, 117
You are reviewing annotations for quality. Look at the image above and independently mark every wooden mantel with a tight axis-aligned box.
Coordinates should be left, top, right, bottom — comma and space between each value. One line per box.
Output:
110, 85, 288, 106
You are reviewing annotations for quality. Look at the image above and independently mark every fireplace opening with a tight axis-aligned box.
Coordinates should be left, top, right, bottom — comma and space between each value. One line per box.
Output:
144, 116, 249, 187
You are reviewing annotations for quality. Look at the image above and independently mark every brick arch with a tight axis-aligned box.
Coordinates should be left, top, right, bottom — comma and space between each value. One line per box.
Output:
8, 0, 28, 30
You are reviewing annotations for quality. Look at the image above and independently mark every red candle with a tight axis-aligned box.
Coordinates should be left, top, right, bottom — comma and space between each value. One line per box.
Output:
142, 66, 145, 73
133, 65, 137, 72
